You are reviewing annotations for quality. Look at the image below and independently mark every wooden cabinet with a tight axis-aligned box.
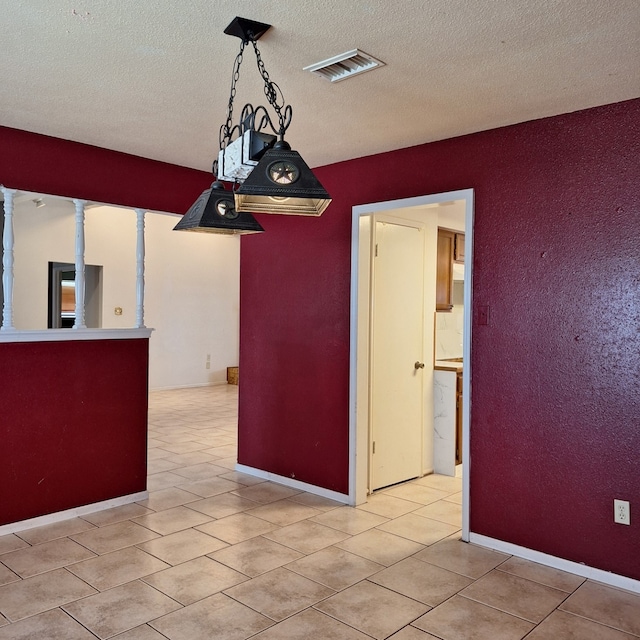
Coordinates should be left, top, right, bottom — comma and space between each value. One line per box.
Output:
436, 229, 454, 311
437, 229, 466, 311
454, 233, 465, 263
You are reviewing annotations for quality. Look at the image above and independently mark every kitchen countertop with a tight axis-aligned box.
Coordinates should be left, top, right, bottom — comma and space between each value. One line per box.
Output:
434, 360, 463, 372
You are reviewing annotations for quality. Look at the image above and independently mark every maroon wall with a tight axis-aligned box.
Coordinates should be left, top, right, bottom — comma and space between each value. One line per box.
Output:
0, 338, 149, 526
238, 212, 352, 491
0, 126, 212, 527
0, 125, 210, 214
239, 99, 640, 580
2, 102, 638, 579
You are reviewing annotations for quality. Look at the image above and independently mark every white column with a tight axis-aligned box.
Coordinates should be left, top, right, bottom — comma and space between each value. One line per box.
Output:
135, 208, 146, 328
73, 199, 87, 329
1, 186, 17, 331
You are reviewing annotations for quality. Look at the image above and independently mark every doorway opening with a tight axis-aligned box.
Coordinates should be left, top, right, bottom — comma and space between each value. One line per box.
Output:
348, 189, 473, 541
48, 262, 103, 329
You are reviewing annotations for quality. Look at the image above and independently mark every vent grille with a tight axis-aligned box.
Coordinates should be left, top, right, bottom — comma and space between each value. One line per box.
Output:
304, 49, 385, 83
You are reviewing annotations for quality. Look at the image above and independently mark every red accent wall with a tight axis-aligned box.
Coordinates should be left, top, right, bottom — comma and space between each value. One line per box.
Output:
0, 127, 211, 527
0, 339, 149, 526
0, 125, 210, 213
238, 212, 352, 491
239, 99, 640, 580
2, 102, 638, 580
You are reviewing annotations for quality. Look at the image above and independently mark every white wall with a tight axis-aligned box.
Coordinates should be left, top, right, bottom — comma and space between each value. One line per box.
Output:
144, 210, 240, 390
13, 197, 76, 329
86, 205, 137, 329
11, 195, 240, 390
435, 282, 464, 360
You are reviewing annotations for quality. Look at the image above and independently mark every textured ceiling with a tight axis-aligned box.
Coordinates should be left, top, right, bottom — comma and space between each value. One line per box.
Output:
1, 0, 639, 172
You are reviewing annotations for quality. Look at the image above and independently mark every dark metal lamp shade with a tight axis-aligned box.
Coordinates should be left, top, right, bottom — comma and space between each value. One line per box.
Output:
174, 181, 264, 235
234, 142, 331, 216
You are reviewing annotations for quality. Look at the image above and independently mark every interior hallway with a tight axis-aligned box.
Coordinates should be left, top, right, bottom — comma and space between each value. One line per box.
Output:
0, 385, 639, 639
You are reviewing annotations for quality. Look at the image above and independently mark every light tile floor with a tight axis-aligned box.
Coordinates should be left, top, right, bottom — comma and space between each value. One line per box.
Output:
1, 385, 639, 639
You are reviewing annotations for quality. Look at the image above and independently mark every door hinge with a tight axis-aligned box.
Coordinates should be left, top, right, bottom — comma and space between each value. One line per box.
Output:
375, 243, 378, 257
372, 441, 376, 454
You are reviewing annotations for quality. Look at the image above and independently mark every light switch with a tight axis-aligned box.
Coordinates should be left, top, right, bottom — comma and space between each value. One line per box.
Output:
478, 305, 490, 326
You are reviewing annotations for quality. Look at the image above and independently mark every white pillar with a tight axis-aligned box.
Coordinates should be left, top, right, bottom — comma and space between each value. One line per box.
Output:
135, 208, 146, 329
1, 186, 16, 331
73, 199, 87, 329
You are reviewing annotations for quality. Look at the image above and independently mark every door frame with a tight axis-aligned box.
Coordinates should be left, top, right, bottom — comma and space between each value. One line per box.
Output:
48, 262, 104, 329
348, 189, 474, 543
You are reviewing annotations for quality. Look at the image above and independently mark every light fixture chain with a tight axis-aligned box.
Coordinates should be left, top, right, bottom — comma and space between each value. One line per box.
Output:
220, 40, 246, 150
250, 39, 292, 139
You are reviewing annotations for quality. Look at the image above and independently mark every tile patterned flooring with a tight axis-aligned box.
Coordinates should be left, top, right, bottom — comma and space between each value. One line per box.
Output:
1, 385, 639, 639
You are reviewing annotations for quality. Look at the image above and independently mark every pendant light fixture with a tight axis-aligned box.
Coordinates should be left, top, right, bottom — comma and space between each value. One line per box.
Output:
175, 16, 331, 231
222, 17, 332, 217
173, 19, 269, 235
173, 180, 264, 235
234, 139, 331, 216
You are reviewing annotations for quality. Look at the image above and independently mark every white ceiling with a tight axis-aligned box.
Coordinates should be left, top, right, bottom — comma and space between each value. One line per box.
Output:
2, 0, 638, 172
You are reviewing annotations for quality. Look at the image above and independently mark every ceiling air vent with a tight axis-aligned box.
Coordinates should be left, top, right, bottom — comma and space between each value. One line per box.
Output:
303, 49, 385, 83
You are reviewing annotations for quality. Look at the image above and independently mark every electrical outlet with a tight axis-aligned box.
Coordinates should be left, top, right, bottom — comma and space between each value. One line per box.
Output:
614, 499, 630, 525
205, 354, 211, 370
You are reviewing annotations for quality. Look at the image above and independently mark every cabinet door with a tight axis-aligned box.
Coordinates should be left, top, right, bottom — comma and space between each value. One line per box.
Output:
454, 233, 465, 263
436, 229, 454, 311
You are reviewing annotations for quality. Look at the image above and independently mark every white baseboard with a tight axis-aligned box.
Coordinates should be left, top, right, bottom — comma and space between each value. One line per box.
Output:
470, 532, 640, 594
0, 491, 149, 536
235, 464, 349, 505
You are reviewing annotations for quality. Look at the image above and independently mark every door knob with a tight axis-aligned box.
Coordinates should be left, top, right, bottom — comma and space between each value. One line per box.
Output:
414, 361, 425, 370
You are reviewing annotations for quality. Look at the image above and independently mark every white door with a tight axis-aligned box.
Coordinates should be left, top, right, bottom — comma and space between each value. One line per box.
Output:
370, 220, 425, 490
